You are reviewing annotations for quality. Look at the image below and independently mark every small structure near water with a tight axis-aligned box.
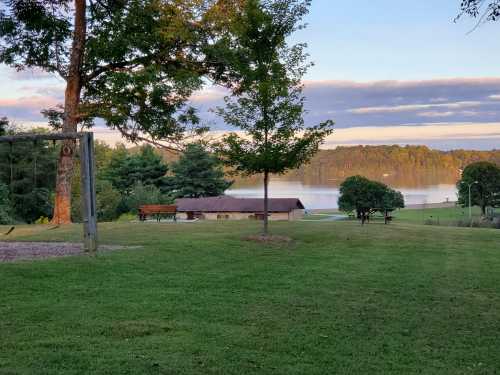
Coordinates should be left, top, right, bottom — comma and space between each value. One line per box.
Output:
175, 196, 305, 221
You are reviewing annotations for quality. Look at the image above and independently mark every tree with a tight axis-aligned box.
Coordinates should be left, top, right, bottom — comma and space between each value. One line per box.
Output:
215, 0, 334, 235
169, 143, 232, 198
0, 182, 11, 224
104, 145, 168, 194
0, 0, 238, 224
338, 176, 404, 225
0, 116, 7, 136
0, 126, 59, 223
457, 161, 500, 216
456, 1, 500, 25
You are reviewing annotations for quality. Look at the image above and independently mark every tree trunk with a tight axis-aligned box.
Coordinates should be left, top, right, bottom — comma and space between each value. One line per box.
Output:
481, 204, 486, 217
263, 170, 269, 236
51, 0, 86, 224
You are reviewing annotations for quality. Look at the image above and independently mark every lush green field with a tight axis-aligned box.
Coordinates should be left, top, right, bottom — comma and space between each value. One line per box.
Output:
1, 220, 500, 374
393, 206, 483, 225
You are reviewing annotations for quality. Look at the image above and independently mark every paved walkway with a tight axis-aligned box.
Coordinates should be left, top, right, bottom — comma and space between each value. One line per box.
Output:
301, 214, 348, 222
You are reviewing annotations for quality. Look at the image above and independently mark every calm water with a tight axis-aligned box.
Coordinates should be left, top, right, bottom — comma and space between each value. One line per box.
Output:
226, 180, 458, 210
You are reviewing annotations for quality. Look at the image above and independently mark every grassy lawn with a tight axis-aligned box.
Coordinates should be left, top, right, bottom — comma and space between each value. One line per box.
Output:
1, 220, 500, 374
393, 206, 483, 225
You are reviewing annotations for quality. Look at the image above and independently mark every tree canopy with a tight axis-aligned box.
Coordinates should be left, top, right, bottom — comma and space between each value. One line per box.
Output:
457, 161, 500, 215
215, 0, 333, 234
338, 176, 404, 224
104, 144, 168, 194
456, 1, 500, 24
169, 143, 232, 198
0, 0, 243, 223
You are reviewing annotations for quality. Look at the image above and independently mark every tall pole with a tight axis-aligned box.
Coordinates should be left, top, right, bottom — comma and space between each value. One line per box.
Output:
469, 183, 472, 221
80, 132, 98, 252
468, 181, 478, 227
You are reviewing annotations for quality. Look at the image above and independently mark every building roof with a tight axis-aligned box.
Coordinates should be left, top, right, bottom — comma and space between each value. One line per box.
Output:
175, 196, 305, 213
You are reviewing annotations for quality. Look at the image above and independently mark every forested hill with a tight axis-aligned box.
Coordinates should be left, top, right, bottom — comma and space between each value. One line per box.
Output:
230, 145, 500, 188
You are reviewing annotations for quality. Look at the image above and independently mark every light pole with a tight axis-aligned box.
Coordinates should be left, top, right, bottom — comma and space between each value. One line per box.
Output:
461, 181, 479, 222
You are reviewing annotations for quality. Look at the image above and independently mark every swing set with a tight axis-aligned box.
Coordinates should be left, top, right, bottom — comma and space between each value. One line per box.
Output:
0, 132, 98, 252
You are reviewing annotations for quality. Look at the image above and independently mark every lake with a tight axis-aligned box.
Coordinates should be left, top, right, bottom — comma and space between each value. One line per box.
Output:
226, 180, 458, 210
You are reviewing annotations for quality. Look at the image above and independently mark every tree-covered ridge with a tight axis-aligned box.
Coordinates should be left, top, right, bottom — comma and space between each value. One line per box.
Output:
271, 145, 500, 188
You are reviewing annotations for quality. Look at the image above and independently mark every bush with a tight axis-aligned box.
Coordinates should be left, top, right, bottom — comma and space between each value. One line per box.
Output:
96, 180, 122, 222
35, 216, 50, 224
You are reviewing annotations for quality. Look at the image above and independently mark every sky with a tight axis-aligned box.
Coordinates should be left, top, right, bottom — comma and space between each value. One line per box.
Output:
1, 0, 499, 150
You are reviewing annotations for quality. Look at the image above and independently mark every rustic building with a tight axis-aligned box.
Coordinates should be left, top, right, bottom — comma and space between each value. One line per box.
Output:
175, 196, 305, 221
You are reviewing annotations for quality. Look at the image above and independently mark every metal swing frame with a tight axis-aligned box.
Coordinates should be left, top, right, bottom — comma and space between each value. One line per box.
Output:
0, 132, 98, 252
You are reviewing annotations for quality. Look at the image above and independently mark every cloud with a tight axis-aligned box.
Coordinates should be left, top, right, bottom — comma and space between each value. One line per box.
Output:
348, 101, 482, 114
0, 96, 60, 121
3, 76, 500, 150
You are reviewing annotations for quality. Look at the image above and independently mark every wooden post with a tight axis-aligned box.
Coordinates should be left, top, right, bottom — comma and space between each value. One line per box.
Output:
79, 132, 98, 252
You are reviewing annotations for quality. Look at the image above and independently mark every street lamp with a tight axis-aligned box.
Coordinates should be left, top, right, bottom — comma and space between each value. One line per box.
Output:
461, 181, 479, 221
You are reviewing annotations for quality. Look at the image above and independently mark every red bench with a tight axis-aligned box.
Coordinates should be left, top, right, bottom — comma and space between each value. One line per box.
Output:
138, 205, 177, 222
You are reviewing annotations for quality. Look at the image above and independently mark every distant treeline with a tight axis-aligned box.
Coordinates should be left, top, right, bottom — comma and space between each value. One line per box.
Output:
229, 145, 500, 188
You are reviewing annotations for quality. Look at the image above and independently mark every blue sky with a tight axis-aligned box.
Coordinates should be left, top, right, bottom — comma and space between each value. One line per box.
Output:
297, 0, 500, 81
1, 0, 499, 150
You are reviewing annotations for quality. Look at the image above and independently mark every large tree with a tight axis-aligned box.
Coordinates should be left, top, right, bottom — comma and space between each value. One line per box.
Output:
338, 176, 404, 225
457, 161, 500, 216
0, 0, 240, 223
169, 142, 232, 198
216, 0, 333, 235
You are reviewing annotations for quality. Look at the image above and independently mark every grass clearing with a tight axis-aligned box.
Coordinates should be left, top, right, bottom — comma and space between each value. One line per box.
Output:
1, 220, 500, 374
394, 206, 483, 225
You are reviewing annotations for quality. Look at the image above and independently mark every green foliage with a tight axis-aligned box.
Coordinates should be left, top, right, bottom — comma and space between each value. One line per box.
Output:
123, 182, 171, 214
0, 182, 12, 224
0, 0, 234, 142
215, 0, 333, 233
104, 145, 168, 194
457, 161, 500, 215
0, 125, 58, 223
169, 143, 232, 198
0, 116, 7, 136
95, 180, 122, 222
216, 0, 333, 177
34, 216, 50, 225
456, 1, 500, 23
338, 175, 405, 220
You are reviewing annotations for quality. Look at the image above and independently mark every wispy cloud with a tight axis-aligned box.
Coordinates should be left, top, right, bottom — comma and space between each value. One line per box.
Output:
348, 101, 482, 114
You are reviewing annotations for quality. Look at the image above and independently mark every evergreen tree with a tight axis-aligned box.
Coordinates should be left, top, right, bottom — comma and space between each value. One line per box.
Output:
104, 145, 168, 194
0, 126, 58, 223
170, 143, 232, 198
215, 0, 333, 235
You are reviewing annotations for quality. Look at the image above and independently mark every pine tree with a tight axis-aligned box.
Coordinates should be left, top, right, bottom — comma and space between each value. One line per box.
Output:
170, 143, 232, 198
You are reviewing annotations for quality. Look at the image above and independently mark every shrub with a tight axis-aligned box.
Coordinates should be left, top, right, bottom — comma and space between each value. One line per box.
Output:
35, 216, 50, 224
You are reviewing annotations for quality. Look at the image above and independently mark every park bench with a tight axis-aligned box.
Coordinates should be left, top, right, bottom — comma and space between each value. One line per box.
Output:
138, 205, 177, 222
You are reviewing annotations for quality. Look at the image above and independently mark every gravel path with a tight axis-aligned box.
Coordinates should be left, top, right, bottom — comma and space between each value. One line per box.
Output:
0, 242, 138, 262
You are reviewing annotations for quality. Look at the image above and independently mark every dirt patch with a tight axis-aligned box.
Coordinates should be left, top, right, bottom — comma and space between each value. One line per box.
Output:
0, 242, 140, 262
243, 235, 294, 246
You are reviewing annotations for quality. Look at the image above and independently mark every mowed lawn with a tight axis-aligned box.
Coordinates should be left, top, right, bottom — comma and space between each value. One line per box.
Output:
1, 220, 500, 374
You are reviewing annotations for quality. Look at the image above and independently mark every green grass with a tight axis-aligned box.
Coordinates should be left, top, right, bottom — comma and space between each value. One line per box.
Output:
394, 206, 483, 225
1, 220, 500, 374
